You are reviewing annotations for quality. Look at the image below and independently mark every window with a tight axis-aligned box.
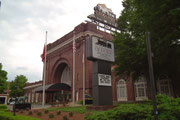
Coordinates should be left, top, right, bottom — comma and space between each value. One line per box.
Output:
116, 79, 127, 101
32, 93, 34, 103
61, 66, 71, 86
28, 93, 31, 103
35, 93, 39, 103
134, 76, 147, 101
157, 78, 173, 97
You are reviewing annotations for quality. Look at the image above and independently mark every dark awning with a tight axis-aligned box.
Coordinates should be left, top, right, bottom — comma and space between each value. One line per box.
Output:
33, 83, 71, 93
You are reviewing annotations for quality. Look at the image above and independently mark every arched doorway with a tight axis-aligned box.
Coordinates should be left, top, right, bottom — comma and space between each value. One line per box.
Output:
116, 79, 127, 101
52, 63, 72, 103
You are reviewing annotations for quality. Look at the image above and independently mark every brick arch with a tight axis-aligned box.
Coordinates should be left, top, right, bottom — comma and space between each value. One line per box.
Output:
51, 58, 72, 84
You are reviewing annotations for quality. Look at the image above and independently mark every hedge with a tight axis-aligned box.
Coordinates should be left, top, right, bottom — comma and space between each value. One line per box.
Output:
85, 94, 180, 120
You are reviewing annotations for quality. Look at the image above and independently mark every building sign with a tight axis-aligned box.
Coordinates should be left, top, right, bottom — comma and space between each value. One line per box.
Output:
88, 4, 117, 30
94, 4, 116, 27
98, 74, 111, 86
86, 36, 115, 62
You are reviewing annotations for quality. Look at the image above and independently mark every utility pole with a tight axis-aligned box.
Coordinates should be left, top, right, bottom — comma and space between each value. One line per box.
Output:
145, 32, 158, 120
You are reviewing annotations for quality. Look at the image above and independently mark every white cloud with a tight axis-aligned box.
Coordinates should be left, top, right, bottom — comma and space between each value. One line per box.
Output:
0, 0, 123, 82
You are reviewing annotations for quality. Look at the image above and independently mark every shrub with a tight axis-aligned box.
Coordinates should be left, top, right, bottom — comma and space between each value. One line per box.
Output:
156, 94, 180, 120
37, 112, 42, 116
69, 112, 73, 117
20, 111, 24, 113
0, 105, 7, 109
44, 110, 49, 114
0, 105, 9, 112
48, 113, 54, 118
63, 115, 68, 120
26, 108, 30, 111
78, 100, 83, 105
85, 95, 180, 120
28, 111, 33, 115
56, 110, 61, 115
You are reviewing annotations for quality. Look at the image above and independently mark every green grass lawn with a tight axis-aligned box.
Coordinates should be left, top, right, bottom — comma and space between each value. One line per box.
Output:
0, 105, 40, 120
0, 111, 40, 120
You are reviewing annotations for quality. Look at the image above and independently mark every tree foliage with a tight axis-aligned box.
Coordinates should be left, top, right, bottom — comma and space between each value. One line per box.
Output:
0, 63, 8, 94
113, 0, 180, 80
9, 75, 28, 97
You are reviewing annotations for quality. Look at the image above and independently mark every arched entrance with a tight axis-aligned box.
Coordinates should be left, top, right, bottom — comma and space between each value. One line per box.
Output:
52, 63, 72, 103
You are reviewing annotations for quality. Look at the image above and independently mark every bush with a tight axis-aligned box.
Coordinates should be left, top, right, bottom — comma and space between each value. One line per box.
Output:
78, 100, 83, 105
69, 112, 73, 117
26, 108, 30, 111
44, 110, 49, 114
56, 110, 61, 115
63, 115, 68, 120
0, 105, 9, 112
85, 95, 180, 120
28, 111, 33, 115
37, 112, 42, 116
0, 105, 7, 109
48, 113, 54, 118
156, 94, 180, 120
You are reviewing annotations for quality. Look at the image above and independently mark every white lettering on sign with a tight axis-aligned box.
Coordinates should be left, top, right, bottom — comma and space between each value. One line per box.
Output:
92, 36, 115, 62
98, 74, 112, 86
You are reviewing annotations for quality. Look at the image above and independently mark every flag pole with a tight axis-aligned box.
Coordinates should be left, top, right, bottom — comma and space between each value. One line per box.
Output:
72, 31, 76, 104
42, 31, 47, 108
82, 40, 85, 105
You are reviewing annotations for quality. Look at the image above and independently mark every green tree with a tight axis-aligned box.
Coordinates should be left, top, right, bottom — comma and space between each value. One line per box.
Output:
9, 75, 28, 97
114, 0, 180, 80
0, 63, 8, 94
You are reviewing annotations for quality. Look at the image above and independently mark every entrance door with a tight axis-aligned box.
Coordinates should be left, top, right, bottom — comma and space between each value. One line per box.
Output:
117, 79, 127, 101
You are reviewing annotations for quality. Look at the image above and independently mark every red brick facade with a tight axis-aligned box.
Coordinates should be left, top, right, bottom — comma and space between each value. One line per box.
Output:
24, 22, 178, 104
44, 22, 114, 102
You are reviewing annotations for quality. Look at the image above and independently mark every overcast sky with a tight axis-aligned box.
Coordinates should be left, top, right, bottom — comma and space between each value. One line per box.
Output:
0, 0, 123, 82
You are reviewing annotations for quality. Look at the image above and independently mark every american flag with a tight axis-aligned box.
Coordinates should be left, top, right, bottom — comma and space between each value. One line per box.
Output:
72, 40, 76, 53
72, 31, 76, 53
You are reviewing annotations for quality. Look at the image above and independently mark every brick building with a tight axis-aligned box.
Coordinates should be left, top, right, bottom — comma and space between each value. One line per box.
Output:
24, 22, 177, 104
23, 81, 42, 103
0, 82, 11, 105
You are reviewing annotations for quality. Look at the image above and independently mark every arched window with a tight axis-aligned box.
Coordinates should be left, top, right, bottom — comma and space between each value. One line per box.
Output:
116, 79, 127, 101
157, 76, 173, 97
134, 76, 147, 101
61, 66, 71, 86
